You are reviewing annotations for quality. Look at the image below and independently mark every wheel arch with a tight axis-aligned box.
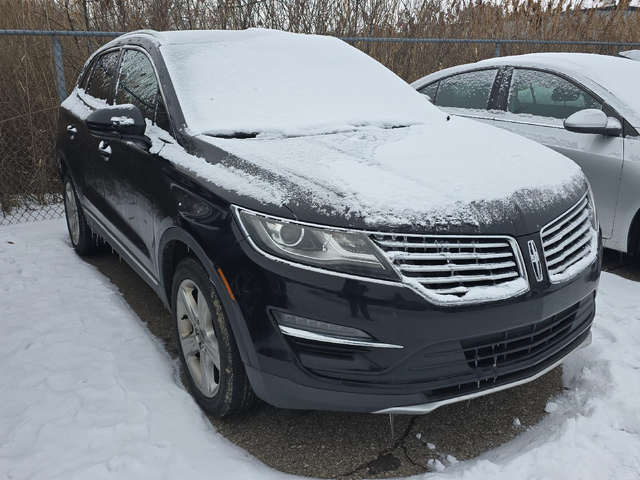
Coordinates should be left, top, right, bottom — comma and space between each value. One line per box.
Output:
158, 228, 213, 306
627, 207, 640, 255
57, 150, 70, 181
157, 227, 255, 366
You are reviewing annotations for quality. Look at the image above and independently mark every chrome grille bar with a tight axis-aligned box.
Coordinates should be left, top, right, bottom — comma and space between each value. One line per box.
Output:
540, 193, 597, 283
546, 234, 592, 268
544, 222, 591, 257
415, 271, 520, 285
550, 247, 592, 274
399, 260, 516, 273
541, 197, 587, 238
376, 239, 511, 249
542, 209, 590, 248
387, 251, 513, 261
371, 233, 528, 305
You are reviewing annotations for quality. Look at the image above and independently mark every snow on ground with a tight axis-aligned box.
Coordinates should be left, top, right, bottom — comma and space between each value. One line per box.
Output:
0, 221, 281, 480
1, 219, 639, 480
0, 202, 63, 227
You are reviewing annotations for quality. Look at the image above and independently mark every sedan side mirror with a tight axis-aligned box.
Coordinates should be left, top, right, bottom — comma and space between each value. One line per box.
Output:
563, 109, 622, 136
86, 104, 146, 137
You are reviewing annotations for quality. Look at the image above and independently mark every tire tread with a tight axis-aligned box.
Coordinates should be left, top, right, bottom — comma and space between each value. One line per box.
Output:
172, 257, 257, 418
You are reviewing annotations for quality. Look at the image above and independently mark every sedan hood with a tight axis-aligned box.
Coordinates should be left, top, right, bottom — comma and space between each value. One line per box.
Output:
158, 117, 587, 236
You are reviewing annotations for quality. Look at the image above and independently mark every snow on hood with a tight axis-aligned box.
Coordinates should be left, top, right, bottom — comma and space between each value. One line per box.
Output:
189, 116, 586, 229
158, 29, 446, 136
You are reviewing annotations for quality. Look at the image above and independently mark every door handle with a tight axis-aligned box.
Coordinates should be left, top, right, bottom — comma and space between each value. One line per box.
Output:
98, 141, 111, 160
66, 125, 77, 135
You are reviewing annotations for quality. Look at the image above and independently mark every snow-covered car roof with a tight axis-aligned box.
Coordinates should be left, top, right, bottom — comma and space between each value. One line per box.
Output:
412, 52, 640, 129
131, 29, 446, 137
619, 49, 640, 61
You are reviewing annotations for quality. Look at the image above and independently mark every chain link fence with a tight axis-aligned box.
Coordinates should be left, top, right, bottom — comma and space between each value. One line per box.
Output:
2, 30, 640, 227
0, 31, 118, 226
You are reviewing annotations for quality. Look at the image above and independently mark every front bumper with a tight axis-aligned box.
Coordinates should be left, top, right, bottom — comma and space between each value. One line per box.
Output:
244, 329, 592, 414
217, 228, 601, 414
376, 329, 591, 414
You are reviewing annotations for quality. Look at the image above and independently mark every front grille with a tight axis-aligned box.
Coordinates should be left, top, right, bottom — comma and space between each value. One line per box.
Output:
372, 233, 527, 304
421, 293, 595, 400
541, 194, 597, 283
461, 298, 584, 370
429, 327, 590, 401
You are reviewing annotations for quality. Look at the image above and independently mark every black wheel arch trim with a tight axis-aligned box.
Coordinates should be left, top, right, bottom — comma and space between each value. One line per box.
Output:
56, 149, 75, 183
627, 207, 640, 255
157, 227, 256, 367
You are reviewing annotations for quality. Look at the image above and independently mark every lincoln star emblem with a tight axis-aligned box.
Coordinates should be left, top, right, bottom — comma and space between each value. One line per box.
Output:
528, 240, 544, 282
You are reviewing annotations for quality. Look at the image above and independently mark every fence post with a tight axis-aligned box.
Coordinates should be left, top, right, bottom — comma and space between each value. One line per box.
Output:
52, 36, 67, 104
494, 42, 501, 57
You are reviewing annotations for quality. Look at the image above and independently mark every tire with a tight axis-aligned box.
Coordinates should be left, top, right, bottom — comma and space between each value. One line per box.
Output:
63, 174, 100, 255
172, 257, 257, 417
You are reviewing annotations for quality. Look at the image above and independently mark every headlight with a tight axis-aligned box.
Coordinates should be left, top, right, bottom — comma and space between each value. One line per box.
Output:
233, 207, 400, 281
586, 182, 598, 230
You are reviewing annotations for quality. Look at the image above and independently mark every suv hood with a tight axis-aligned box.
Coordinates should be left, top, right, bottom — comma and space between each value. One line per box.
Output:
157, 117, 587, 236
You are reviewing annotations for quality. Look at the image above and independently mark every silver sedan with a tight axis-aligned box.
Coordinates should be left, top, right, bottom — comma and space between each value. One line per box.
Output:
413, 53, 640, 255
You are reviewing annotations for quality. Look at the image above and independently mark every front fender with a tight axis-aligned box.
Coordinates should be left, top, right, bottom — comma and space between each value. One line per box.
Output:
157, 226, 256, 366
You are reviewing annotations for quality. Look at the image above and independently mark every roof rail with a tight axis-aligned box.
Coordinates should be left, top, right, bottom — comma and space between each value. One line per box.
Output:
120, 29, 165, 42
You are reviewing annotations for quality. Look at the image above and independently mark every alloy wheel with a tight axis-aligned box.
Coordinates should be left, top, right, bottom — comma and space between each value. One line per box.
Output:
176, 278, 221, 398
64, 182, 80, 246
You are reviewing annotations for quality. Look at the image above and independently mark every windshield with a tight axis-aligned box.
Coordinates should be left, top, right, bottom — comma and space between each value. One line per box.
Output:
159, 29, 445, 137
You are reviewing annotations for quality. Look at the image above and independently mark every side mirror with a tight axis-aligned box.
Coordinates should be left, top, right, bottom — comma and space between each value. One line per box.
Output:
86, 104, 146, 137
563, 109, 622, 136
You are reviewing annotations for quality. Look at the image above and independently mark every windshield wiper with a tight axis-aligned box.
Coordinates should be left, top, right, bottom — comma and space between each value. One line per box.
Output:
207, 124, 413, 139
207, 132, 258, 139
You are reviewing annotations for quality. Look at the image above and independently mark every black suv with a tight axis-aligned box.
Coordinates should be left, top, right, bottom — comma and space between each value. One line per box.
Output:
57, 29, 601, 418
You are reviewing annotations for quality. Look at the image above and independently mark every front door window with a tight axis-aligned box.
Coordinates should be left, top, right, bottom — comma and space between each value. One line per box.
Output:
116, 50, 170, 132
507, 69, 602, 120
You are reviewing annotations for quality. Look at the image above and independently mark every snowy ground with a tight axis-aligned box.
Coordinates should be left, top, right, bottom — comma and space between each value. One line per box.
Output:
1, 220, 639, 480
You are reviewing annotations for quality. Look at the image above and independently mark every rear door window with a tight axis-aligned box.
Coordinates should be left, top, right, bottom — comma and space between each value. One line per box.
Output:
86, 50, 120, 102
434, 69, 498, 110
116, 49, 170, 131
507, 69, 602, 120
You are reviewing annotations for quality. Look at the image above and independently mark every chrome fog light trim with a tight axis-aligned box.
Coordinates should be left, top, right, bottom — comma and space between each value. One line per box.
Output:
272, 310, 404, 348
273, 310, 372, 339
279, 326, 404, 349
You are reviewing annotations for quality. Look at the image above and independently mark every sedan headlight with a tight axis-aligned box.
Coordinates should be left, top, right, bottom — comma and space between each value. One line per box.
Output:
233, 207, 400, 281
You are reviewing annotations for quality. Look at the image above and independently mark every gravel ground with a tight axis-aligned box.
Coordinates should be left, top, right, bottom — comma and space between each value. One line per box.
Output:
82, 248, 639, 478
